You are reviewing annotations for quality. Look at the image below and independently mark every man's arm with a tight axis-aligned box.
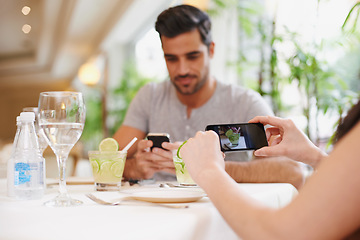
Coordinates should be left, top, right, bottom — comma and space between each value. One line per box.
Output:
113, 125, 146, 180
113, 125, 146, 157
113, 125, 175, 180
225, 156, 306, 189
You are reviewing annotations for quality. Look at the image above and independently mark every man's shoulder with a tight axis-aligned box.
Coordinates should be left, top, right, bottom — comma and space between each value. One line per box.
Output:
214, 80, 274, 117
216, 81, 261, 98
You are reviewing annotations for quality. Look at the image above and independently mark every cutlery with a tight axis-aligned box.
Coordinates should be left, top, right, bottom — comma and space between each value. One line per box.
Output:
159, 182, 197, 188
85, 193, 189, 209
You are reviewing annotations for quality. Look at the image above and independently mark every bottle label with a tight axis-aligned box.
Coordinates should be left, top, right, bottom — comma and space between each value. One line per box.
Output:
14, 162, 43, 186
14, 162, 31, 185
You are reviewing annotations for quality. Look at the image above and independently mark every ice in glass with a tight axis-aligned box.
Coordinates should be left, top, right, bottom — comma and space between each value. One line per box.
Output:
88, 151, 127, 191
173, 154, 195, 185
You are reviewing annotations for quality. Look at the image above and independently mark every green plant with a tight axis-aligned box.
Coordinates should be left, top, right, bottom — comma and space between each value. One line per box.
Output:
209, 0, 264, 83
286, 38, 338, 140
81, 89, 103, 151
342, 2, 360, 33
107, 62, 154, 136
210, 0, 359, 144
81, 62, 155, 150
256, 15, 286, 115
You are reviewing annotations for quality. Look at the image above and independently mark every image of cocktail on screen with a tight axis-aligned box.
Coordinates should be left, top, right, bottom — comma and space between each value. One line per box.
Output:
220, 125, 246, 150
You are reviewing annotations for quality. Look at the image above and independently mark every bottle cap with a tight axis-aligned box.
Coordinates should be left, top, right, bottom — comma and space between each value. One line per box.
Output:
22, 107, 38, 113
20, 112, 35, 122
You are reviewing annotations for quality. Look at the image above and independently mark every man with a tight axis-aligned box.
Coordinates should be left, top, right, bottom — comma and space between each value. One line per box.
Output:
113, 4, 305, 188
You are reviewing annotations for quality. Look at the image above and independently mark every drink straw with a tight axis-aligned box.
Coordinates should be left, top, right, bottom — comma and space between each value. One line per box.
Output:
122, 137, 137, 152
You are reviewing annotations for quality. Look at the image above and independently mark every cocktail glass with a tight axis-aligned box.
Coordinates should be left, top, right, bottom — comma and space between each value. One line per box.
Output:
88, 151, 127, 191
228, 133, 240, 146
173, 153, 196, 186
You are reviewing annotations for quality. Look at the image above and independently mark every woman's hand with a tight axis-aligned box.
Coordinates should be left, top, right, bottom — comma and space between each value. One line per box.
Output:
249, 116, 326, 168
180, 131, 225, 185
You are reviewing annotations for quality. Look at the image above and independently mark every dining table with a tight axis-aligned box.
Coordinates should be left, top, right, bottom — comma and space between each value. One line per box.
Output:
0, 177, 298, 240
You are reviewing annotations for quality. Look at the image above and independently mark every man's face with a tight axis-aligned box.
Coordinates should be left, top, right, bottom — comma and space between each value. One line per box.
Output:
161, 29, 214, 95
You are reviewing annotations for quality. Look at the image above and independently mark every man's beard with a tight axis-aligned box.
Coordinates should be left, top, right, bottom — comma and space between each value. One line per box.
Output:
172, 68, 209, 95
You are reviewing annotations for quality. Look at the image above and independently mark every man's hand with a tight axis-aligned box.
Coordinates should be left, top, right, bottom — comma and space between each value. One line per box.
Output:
125, 140, 180, 179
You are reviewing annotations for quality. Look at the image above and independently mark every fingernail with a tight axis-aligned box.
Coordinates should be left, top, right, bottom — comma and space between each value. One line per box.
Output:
254, 150, 262, 156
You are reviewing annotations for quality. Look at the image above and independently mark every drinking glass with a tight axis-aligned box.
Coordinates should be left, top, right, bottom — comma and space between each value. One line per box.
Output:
22, 107, 49, 154
38, 91, 86, 207
173, 151, 196, 186
88, 151, 127, 191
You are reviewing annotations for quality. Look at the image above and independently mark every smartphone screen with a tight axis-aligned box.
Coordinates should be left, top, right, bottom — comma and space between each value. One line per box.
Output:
205, 123, 268, 152
146, 133, 170, 150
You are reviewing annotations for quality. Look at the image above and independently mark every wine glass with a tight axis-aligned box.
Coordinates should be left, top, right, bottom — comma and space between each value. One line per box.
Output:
38, 91, 86, 207
22, 107, 49, 155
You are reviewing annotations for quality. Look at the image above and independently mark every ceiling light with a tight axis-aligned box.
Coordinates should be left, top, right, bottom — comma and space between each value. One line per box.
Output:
78, 62, 101, 86
22, 24, 32, 34
22, 6, 31, 15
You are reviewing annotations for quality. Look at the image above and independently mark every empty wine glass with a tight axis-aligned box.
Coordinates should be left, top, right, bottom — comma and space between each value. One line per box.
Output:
38, 91, 86, 207
22, 107, 49, 155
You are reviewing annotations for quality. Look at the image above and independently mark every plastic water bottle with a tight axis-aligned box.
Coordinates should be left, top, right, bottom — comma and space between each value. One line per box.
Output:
7, 116, 21, 197
13, 112, 46, 200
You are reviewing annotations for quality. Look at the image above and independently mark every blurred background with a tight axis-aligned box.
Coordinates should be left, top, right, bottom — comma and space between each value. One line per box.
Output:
0, 0, 359, 177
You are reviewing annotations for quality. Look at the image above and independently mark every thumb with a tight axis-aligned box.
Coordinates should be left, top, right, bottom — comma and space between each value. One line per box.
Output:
254, 146, 280, 157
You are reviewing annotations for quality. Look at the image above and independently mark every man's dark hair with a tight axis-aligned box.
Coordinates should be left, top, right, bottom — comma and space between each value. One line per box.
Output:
155, 4, 212, 47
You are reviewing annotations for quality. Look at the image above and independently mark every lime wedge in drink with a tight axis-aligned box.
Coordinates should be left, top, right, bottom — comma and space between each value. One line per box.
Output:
90, 159, 100, 173
174, 163, 185, 174
110, 162, 124, 178
225, 129, 233, 137
98, 160, 112, 176
99, 138, 119, 151
100, 160, 112, 169
176, 140, 187, 159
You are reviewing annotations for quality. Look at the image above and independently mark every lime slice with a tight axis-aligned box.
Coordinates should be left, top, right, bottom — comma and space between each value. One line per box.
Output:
99, 160, 112, 171
90, 159, 100, 173
110, 162, 124, 178
99, 138, 119, 151
174, 163, 185, 174
225, 129, 233, 137
98, 160, 113, 177
176, 140, 187, 159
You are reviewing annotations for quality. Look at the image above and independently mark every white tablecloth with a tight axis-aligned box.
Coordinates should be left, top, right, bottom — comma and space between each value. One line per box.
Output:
0, 178, 297, 240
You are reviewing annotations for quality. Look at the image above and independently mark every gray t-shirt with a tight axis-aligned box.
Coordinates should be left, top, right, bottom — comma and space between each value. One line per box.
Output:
123, 80, 273, 179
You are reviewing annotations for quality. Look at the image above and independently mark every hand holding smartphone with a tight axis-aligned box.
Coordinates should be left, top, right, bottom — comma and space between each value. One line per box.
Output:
206, 123, 268, 152
146, 133, 170, 150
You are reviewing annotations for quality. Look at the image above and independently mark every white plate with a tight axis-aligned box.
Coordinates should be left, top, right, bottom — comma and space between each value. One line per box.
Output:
130, 189, 206, 203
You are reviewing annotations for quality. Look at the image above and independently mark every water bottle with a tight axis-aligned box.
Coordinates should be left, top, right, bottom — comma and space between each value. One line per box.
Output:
7, 116, 21, 197
13, 112, 46, 200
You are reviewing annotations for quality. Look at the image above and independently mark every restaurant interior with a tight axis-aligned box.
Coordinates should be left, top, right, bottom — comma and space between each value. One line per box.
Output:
0, 0, 359, 178
0, 0, 177, 177
0, 1, 359, 239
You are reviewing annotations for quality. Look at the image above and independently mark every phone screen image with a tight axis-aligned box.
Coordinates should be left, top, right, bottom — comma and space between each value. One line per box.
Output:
206, 123, 268, 152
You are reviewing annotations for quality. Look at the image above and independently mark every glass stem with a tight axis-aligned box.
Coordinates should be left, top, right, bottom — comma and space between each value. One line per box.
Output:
56, 154, 68, 196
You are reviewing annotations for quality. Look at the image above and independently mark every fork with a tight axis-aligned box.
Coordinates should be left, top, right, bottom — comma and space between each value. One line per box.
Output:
86, 193, 189, 209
